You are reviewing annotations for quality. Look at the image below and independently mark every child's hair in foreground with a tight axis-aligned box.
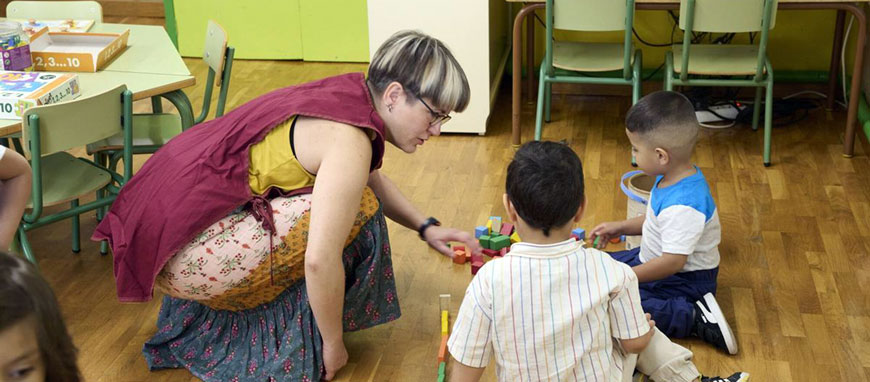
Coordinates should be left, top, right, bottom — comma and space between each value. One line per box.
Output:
0, 251, 81, 382
625, 90, 699, 160
505, 141, 584, 236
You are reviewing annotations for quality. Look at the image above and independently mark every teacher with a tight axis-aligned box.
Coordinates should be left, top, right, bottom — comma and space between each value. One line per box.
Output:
94, 30, 480, 381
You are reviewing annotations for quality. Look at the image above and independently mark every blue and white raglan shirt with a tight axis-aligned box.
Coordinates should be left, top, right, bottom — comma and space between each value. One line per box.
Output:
639, 167, 721, 272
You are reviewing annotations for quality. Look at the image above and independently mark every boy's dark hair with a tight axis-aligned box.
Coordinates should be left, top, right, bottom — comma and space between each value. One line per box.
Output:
0, 252, 81, 382
506, 141, 584, 236
625, 91, 697, 136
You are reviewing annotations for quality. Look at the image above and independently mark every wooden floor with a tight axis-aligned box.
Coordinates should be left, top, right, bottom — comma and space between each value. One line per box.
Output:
26, 25, 870, 382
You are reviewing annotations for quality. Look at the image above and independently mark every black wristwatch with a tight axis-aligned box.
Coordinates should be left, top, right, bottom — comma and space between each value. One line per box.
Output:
418, 217, 441, 240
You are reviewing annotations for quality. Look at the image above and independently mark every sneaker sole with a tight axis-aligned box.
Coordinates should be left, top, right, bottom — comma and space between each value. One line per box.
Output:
733, 372, 750, 382
703, 293, 738, 355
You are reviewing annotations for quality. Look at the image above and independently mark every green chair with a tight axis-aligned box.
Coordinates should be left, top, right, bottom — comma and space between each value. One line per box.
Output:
17, 85, 133, 263
86, 20, 234, 170
6, 1, 103, 23
163, 0, 179, 49
664, 0, 777, 166
535, 0, 642, 140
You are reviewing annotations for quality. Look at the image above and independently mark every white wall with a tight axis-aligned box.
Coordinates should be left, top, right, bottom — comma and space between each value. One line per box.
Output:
368, 0, 490, 134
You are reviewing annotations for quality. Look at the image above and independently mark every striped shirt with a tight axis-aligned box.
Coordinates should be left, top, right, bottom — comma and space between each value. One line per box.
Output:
448, 239, 649, 382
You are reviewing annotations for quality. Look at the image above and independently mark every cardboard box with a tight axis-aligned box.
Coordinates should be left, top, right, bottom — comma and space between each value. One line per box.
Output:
29, 28, 129, 72
15, 19, 95, 34
0, 71, 81, 119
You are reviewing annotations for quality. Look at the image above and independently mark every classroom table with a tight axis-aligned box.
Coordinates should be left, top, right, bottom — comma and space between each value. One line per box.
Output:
0, 23, 195, 138
508, 0, 868, 158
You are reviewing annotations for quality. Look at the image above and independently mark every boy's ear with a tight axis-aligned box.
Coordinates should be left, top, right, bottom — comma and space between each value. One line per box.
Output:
573, 195, 587, 223
655, 147, 670, 166
503, 194, 518, 222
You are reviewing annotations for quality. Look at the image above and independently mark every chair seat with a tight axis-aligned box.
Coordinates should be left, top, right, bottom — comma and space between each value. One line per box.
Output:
672, 44, 766, 76
26, 152, 112, 208
86, 113, 182, 154
552, 42, 633, 72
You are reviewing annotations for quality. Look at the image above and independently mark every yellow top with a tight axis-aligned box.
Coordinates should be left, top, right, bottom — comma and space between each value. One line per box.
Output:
248, 116, 316, 195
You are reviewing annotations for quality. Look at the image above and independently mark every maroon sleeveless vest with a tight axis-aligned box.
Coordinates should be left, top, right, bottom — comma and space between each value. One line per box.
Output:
93, 73, 386, 302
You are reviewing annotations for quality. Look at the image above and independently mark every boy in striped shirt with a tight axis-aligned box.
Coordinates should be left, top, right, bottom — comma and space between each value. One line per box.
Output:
448, 142, 748, 382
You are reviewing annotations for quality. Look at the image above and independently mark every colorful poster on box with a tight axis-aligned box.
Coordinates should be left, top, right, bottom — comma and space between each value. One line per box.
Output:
0, 71, 80, 119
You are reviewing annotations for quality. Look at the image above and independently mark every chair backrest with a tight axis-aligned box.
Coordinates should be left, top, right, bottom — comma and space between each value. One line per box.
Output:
554, 0, 631, 32
679, 0, 777, 33
194, 20, 234, 124
22, 85, 127, 156
6, 1, 103, 23
546, 0, 635, 79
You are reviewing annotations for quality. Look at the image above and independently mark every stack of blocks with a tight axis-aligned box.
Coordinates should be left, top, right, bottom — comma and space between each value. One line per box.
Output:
469, 216, 521, 275
437, 295, 450, 382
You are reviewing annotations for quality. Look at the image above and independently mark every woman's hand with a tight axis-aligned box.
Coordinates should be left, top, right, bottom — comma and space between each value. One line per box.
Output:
423, 225, 483, 257
321, 339, 349, 381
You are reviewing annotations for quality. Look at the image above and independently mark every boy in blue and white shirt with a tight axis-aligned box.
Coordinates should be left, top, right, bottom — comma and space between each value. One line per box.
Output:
591, 91, 738, 355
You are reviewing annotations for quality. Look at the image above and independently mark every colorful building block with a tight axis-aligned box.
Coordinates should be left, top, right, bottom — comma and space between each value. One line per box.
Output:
437, 334, 448, 362
471, 251, 482, 263
490, 235, 510, 250
474, 226, 488, 238
482, 248, 499, 258
485, 219, 492, 233
571, 228, 586, 241
488, 216, 502, 234
499, 247, 508, 257
454, 245, 465, 252
452, 250, 466, 264
610, 236, 622, 244
499, 223, 514, 236
570, 234, 580, 241
510, 231, 521, 243
620, 235, 626, 242
441, 311, 449, 334
471, 260, 484, 275
438, 362, 446, 379
478, 235, 491, 249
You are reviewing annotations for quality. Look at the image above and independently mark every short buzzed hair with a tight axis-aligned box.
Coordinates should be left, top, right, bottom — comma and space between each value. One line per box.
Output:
625, 91, 699, 159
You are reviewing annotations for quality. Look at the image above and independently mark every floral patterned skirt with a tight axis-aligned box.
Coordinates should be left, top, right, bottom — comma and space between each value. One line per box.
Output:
143, 188, 400, 381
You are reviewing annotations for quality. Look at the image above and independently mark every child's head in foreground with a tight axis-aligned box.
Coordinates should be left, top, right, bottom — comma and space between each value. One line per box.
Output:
0, 252, 80, 382
625, 91, 699, 175
504, 141, 585, 240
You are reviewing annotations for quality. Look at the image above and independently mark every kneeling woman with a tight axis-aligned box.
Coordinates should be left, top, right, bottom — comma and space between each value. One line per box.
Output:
95, 30, 480, 381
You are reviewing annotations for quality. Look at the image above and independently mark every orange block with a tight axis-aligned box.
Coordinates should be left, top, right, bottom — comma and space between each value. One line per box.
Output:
437, 334, 449, 362
453, 250, 466, 264
609, 237, 621, 244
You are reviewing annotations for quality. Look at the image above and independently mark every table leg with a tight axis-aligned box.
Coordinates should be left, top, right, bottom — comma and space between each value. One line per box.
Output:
827, 10, 846, 110
512, 3, 545, 148
844, 4, 866, 157
160, 90, 195, 130
526, 6, 536, 104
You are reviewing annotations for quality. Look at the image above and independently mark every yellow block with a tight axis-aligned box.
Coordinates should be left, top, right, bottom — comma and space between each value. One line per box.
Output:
485, 219, 492, 233
510, 231, 521, 244
441, 310, 449, 334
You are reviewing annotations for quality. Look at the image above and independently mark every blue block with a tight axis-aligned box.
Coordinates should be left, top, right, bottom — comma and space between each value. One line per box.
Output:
620, 235, 626, 242
571, 228, 586, 241
475, 226, 488, 238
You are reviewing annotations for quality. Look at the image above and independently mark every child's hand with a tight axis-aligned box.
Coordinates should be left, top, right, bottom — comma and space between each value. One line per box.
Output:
590, 221, 623, 249
645, 313, 656, 331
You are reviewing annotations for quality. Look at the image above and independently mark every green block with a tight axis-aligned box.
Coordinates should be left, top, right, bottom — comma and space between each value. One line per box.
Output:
438, 361, 446, 375
490, 235, 510, 251
479, 235, 492, 250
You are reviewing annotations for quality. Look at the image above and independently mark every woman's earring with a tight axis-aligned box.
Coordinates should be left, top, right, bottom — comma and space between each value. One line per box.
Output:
387, 104, 393, 113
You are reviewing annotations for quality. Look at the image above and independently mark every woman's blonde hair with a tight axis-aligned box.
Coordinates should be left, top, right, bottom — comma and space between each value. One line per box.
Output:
368, 30, 470, 113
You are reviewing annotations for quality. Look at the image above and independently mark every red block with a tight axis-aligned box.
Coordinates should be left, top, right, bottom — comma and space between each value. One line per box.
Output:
482, 249, 499, 258
499, 223, 514, 236
570, 234, 580, 241
499, 247, 508, 257
471, 260, 484, 275
609, 237, 622, 244
471, 252, 483, 263
454, 245, 465, 252
453, 250, 467, 264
